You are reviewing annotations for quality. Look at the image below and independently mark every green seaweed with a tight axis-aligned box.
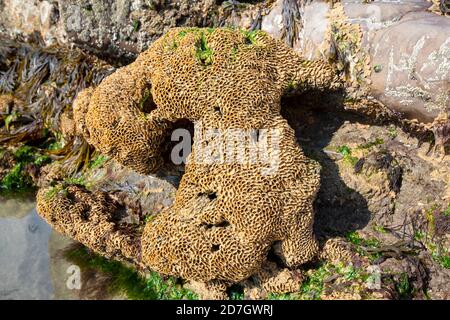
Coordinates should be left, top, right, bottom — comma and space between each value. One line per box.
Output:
336, 145, 359, 166
230, 46, 239, 62
0, 145, 50, 192
395, 273, 412, 299
64, 175, 86, 186
387, 126, 398, 139
132, 20, 141, 32
65, 245, 197, 300
89, 154, 108, 170
373, 64, 382, 73
345, 231, 381, 261
1, 163, 32, 191
241, 29, 263, 45
195, 32, 213, 65
229, 285, 245, 300
372, 224, 387, 234
444, 203, 450, 217
4, 111, 20, 131
300, 263, 333, 300
0, 37, 113, 175
357, 138, 384, 150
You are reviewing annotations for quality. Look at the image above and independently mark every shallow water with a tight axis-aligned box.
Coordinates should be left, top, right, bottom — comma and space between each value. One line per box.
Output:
0, 196, 87, 300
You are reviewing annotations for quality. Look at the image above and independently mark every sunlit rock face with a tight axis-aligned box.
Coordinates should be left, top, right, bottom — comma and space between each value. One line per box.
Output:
260, 0, 449, 125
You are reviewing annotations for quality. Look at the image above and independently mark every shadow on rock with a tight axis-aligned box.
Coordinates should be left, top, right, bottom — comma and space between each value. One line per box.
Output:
281, 91, 372, 242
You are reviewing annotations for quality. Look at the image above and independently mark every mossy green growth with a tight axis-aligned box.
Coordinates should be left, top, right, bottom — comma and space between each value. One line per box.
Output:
300, 263, 332, 300
1, 145, 51, 192
240, 29, 264, 45
414, 224, 450, 269
345, 231, 381, 262
13, 145, 35, 163
345, 231, 381, 250
303, 262, 369, 299
283, 79, 301, 95
336, 145, 359, 166
46, 139, 64, 151
230, 46, 239, 62
89, 154, 108, 170
372, 224, 387, 234
395, 272, 412, 299
34, 154, 51, 166
345, 231, 363, 245
357, 138, 384, 150
4, 111, 21, 131
444, 203, 450, 217
1, 163, 32, 191
137, 89, 154, 115
267, 292, 295, 300
373, 64, 382, 73
177, 27, 204, 39
144, 214, 156, 223
229, 285, 244, 300
387, 126, 398, 139
65, 245, 198, 300
146, 271, 198, 300
64, 175, 86, 186
433, 253, 450, 269
195, 32, 213, 65
265, 261, 369, 300
132, 20, 141, 32
427, 239, 450, 269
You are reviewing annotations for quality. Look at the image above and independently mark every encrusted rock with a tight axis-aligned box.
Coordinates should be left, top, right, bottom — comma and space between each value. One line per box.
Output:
39, 27, 343, 290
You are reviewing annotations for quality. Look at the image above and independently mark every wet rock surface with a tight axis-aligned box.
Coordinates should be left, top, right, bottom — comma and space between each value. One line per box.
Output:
259, 0, 450, 127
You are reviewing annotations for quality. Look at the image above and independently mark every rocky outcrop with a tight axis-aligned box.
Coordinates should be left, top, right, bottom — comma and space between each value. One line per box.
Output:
0, 0, 232, 63
259, 0, 450, 137
36, 27, 344, 291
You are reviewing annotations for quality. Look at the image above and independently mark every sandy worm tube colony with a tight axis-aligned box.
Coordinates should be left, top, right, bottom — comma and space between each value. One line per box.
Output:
37, 27, 344, 288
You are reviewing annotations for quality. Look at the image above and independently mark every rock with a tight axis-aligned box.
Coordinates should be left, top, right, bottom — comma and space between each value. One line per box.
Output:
259, 0, 449, 127
0, 0, 65, 45
0, 0, 227, 63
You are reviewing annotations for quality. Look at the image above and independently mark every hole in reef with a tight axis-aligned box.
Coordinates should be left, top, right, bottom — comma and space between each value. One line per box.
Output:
201, 219, 230, 230
157, 118, 194, 187
139, 90, 157, 114
227, 283, 244, 299
80, 208, 90, 221
199, 191, 217, 200
267, 241, 287, 268
211, 244, 220, 252
215, 220, 230, 228
214, 106, 222, 116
